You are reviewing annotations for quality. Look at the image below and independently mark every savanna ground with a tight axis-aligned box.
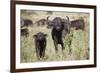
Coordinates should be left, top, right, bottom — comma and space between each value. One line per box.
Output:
21, 10, 90, 63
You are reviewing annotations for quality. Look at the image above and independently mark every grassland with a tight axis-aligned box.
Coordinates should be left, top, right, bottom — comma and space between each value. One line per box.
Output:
21, 10, 90, 63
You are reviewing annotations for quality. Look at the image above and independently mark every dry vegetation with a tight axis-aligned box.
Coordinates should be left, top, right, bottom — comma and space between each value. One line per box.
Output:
20, 10, 90, 63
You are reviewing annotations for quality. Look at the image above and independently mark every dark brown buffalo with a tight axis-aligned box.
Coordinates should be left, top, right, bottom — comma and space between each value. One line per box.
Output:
21, 19, 33, 27
21, 28, 29, 37
36, 19, 47, 26
51, 17, 65, 52
33, 32, 47, 59
71, 18, 85, 30
47, 16, 70, 52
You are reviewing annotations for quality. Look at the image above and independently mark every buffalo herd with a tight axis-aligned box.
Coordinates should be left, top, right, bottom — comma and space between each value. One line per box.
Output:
21, 16, 85, 60
21, 19, 33, 37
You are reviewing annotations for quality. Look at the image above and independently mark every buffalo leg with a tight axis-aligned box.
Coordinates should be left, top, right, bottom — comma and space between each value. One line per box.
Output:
40, 49, 42, 58
36, 48, 40, 60
54, 41, 58, 52
42, 48, 45, 58
61, 41, 65, 50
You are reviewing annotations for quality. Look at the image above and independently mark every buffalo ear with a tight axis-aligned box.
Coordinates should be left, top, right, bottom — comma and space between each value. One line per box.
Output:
33, 34, 37, 38
44, 34, 48, 37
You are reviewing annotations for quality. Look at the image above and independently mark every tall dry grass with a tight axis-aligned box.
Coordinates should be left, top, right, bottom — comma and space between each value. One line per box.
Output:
20, 10, 89, 63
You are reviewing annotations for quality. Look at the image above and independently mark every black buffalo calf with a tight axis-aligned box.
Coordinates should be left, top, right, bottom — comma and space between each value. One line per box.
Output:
33, 32, 47, 59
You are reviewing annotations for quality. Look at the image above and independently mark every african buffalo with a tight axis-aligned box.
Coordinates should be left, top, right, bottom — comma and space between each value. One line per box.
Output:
21, 19, 33, 27
21, 28, 29, 37
71, 18, 85, 30
47, 16, 70, 51
33, 32, 47, 59
47, 17, 69, 51
52, 17, 65, 52
36, 18, 47, 26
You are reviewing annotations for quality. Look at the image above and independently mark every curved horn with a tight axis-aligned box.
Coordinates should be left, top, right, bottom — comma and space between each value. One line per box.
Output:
66, 16, 70, 21
47, 16, 50, 21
